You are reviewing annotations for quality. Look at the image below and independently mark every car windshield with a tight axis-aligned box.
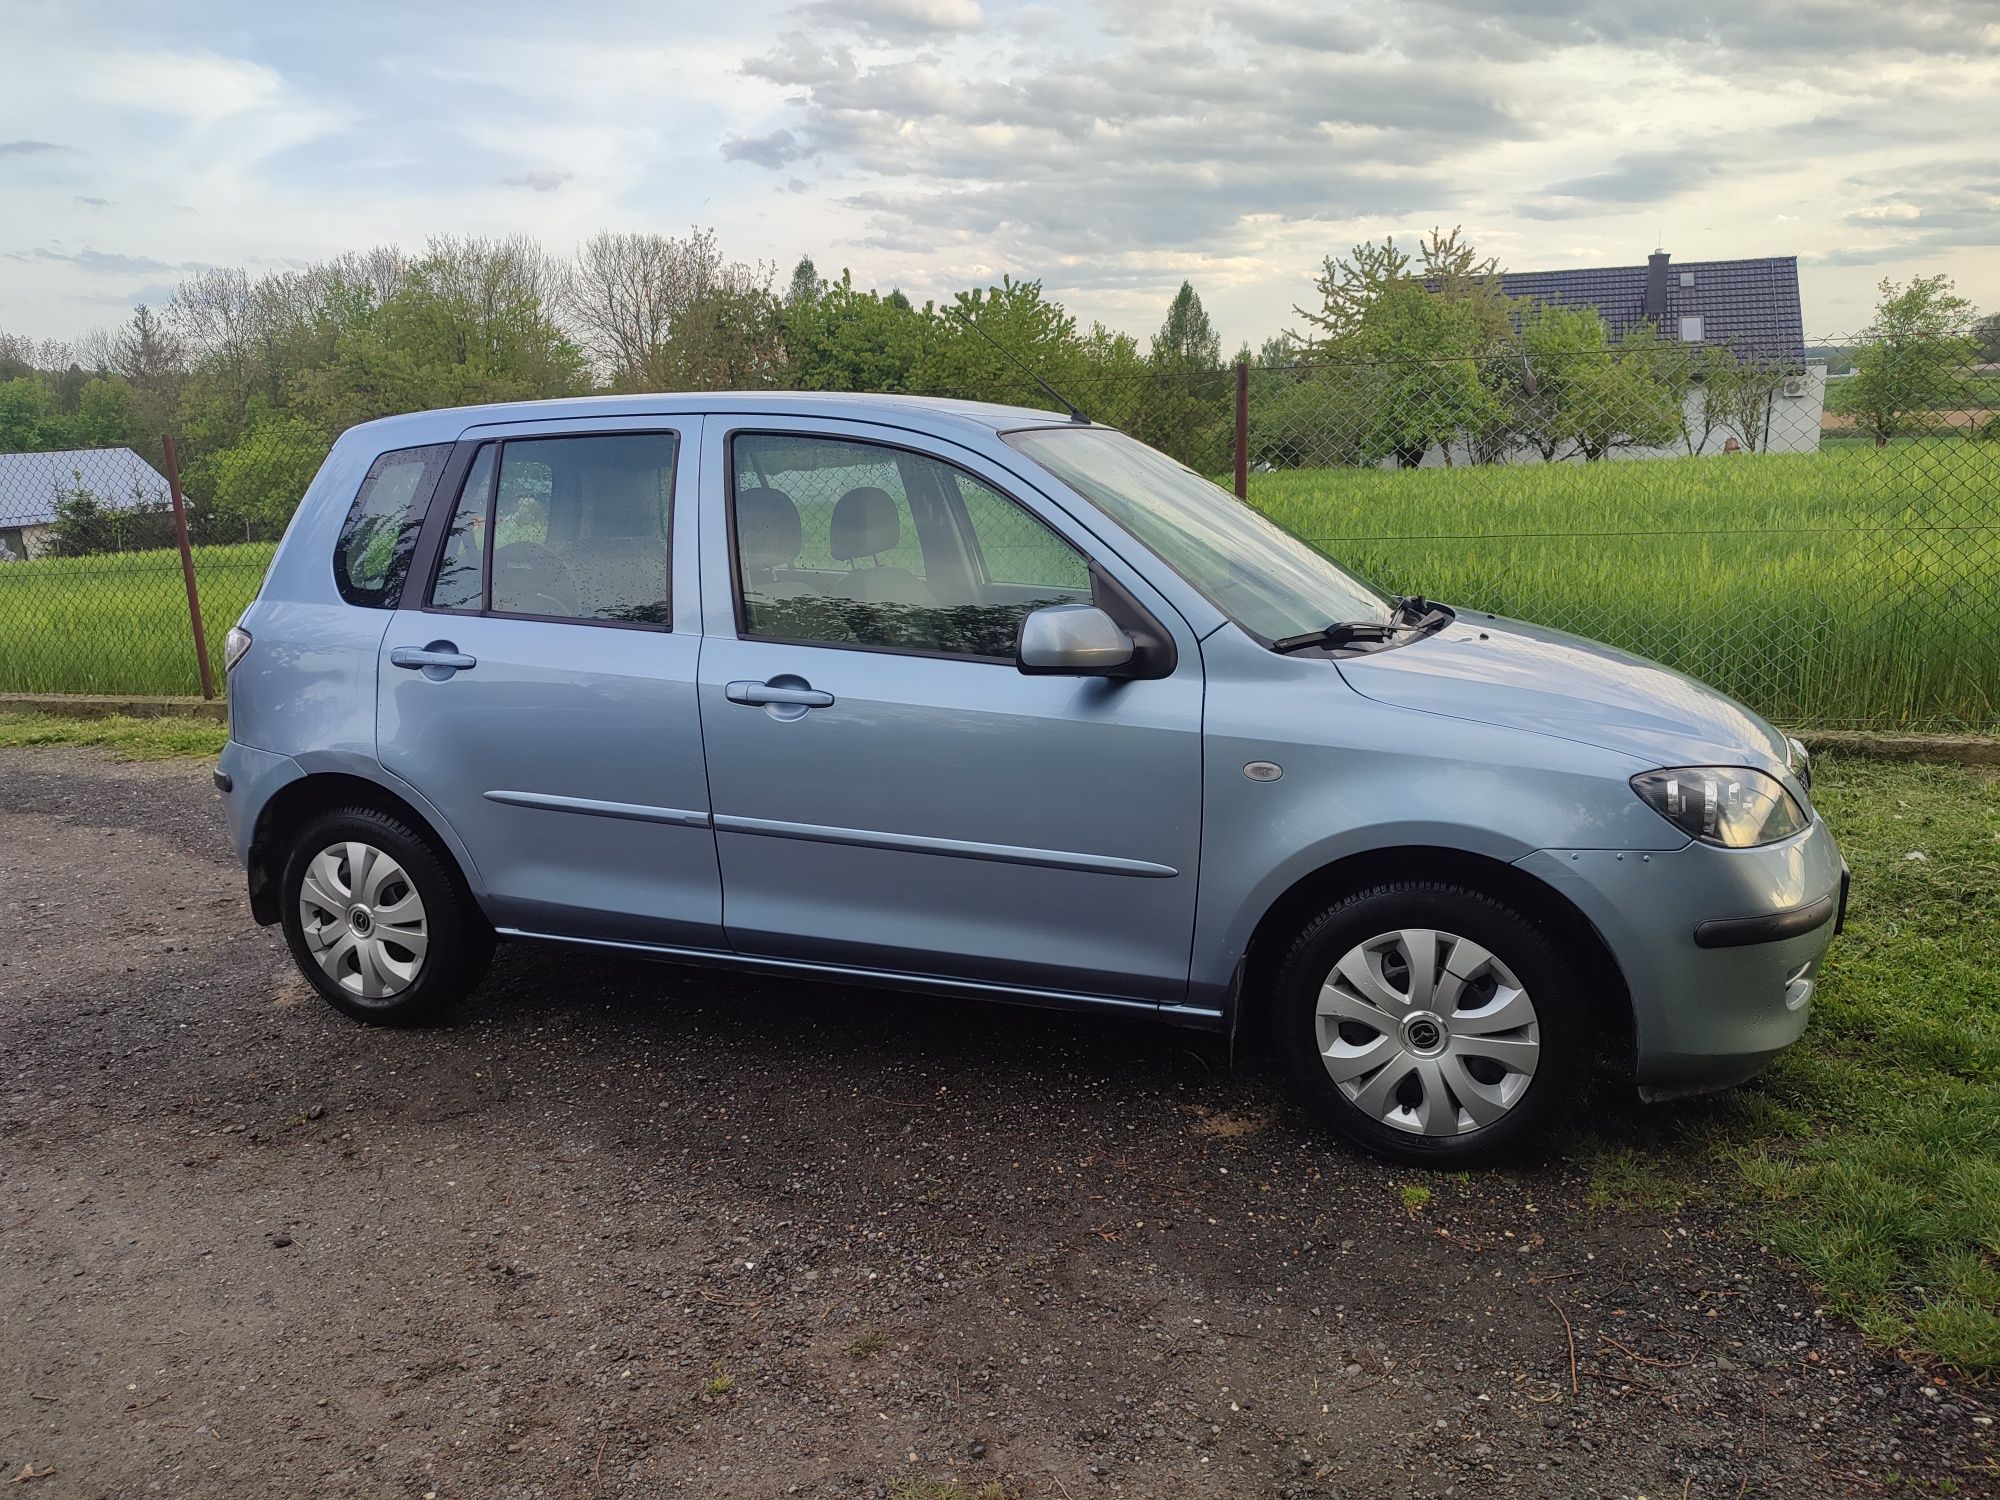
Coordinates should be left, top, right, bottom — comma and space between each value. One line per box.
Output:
1003, 427, 1390, 643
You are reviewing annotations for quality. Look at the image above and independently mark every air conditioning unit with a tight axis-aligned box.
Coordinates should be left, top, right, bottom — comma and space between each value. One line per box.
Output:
1781, 375, 1808, 398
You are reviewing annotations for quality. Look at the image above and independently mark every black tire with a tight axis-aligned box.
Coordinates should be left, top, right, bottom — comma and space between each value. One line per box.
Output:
1272, 881, 1590, 1167
279, 804, 493, 1026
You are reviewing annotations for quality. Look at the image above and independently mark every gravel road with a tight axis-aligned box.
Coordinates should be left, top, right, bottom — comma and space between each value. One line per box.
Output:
2, 745, 1992, 1497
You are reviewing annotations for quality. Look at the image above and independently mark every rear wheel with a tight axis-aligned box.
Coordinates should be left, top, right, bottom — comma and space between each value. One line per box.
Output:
280, 805, 491, 1025
1273, 881, 1590, 1166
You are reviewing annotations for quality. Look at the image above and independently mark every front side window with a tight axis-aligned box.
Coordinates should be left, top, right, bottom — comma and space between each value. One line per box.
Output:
335, 443, 452, 608
1003, 426, 1389, 643
426, 432, 676, 626
731, 433, 1092, 658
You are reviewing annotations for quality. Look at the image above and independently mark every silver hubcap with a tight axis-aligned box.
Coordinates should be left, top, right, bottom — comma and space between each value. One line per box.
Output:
298, 842, 428, 1000
1315, 928, 1540, 1136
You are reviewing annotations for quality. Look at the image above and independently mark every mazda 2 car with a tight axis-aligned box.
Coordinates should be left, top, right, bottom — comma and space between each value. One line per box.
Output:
215, 393, 1846, 1165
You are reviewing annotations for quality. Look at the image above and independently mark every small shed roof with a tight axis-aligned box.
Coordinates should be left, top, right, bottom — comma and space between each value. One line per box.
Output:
0, 447, 172, 529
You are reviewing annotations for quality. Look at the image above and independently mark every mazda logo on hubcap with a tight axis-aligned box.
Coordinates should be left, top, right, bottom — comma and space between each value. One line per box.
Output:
1401, 1011, 1448, 1056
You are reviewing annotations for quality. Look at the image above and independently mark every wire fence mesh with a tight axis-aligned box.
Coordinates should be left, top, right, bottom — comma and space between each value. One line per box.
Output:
0, 338, 1994, 727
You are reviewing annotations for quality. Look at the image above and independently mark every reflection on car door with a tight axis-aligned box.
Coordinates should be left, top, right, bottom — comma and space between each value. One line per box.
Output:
695, 417, 1206, 1006
376, 421, 722, 948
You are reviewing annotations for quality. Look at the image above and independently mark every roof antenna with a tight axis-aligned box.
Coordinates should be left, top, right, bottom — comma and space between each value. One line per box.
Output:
942, 302, 1089, 423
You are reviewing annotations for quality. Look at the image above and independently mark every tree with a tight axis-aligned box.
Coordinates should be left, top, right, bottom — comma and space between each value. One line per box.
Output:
782, 270, 934, 393
1973, 312, 2000, 366
1836, 275, 1979, 445
1151, 281, 1220, 369
184, 408, 329, 542
1292, 226, 1509, 352
656, 285, 790, 390
111, 304, 185, 445
1286, 228, 1516, 466
567, 229, 768, 390
786, 255, 823, 308
916, 278, 1089, 407
1513, 305, 1682, 461
1343, 280, 1505, 467
284, 236, 588, 433
1292, 236, 1412, 348
44, 473, 172, 556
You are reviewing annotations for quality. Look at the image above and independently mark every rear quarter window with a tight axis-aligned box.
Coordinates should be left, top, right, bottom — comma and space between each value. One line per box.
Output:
334, 443, 453, 608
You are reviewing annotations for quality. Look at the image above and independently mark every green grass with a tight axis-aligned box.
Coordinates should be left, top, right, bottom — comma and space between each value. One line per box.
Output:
1, 444, 1994, 726
1613, 754, 2000, 1373
0, 542, 273, 696
1247, 443, 2000, 729
0, 711, 227, 759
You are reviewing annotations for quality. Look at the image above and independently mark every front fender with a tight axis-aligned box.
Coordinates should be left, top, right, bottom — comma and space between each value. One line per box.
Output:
1189, 639, 1677, 1006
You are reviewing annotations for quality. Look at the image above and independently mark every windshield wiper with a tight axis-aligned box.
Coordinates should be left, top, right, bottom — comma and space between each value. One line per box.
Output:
1270, 621, 1402, 654
1393, 594, 1453, 631
1273, 598, 1455, 655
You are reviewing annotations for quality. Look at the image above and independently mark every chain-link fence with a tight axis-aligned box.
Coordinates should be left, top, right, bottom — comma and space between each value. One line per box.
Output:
1, 340, 1994, 726
0, 427, 323, 696
1216, 342, 1998, 730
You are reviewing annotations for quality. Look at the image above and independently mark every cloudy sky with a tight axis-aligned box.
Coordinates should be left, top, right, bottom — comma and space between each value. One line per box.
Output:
3, 0, 1996, 350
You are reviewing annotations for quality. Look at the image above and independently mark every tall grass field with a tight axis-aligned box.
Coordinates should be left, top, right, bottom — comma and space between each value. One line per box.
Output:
0, 444, 1994, 725
0, 543, 275, 697
1256, 443, 1998, 728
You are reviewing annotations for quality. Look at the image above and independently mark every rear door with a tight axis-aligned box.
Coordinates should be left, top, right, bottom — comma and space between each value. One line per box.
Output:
375, 418, 721, 948
695, 417, 1206, 1005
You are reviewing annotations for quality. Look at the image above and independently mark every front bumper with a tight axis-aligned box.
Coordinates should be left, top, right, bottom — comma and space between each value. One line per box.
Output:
1516, 816, 1846, 1094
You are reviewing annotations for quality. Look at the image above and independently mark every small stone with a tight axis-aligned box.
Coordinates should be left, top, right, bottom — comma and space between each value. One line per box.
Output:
270, 1234, 293, 1248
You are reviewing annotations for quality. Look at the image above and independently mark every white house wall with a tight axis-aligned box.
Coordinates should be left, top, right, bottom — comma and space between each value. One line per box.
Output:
1401, 364, 1827, 468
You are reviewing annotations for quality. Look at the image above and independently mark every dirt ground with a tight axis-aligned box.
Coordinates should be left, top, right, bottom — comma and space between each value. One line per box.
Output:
2, 746, 1993, 1499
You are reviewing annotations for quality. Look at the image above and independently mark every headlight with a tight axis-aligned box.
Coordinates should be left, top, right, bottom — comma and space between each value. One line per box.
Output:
1631, 767, 1808, 848
224, 625, 253, 673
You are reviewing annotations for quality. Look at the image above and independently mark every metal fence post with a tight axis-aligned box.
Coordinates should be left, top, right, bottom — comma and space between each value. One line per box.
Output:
1234, 360, 1250, 501
161, 434, 216, 701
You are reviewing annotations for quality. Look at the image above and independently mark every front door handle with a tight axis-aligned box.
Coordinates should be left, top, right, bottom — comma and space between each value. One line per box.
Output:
391, 643, 477, 678
726, 679, 834, 708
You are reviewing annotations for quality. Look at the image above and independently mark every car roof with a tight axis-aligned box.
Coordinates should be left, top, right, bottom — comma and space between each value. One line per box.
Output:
341, 390, 1082, 450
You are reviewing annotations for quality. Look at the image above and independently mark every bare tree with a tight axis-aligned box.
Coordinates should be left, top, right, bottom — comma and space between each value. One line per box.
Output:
567, 228, 772, 389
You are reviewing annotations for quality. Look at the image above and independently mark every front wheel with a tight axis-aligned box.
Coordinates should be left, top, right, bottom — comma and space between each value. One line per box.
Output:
280, 805, 492, 1025
1272, 881, 1591, 1167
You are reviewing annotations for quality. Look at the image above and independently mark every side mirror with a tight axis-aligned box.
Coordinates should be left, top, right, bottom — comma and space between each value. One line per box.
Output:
1017, 604, 1135, 676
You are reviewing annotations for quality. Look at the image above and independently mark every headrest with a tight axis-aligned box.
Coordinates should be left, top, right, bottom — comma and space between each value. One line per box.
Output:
736, 486, 804, 571
829, 486, 902, 562
583, 471, 665, 539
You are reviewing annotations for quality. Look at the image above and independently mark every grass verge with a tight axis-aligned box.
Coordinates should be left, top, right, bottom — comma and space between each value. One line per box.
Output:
0, 711, 228, 760
1603, 754, 1999, 1373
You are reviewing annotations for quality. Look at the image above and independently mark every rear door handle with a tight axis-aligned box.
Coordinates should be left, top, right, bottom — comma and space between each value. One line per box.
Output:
725, 679, 833, 708
391, 644, 477, 675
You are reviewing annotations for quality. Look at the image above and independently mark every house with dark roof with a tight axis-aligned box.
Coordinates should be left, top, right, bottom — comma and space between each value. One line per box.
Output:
0, 447, 172, 559
1501, 251, 1806, 360
1498, 249, 1824, 457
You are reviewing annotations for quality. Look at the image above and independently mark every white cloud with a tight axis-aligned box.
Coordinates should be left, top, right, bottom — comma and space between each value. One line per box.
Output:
0, 0, 1994, 346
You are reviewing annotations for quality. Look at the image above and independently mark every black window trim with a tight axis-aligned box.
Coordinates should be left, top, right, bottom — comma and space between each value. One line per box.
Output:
410, 426, 683, 634
722, 426, 1169, 671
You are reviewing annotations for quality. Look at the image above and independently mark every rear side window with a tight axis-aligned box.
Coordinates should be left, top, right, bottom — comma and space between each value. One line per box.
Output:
425, 432, 677, 626
334, 444, 452, 608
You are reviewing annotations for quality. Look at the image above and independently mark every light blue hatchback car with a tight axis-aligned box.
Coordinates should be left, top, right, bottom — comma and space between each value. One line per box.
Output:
216, 393, 1847, 1164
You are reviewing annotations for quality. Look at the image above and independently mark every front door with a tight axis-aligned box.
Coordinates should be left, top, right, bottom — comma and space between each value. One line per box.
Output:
696, 419, 1205, 1004
376, 421, 721, 948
